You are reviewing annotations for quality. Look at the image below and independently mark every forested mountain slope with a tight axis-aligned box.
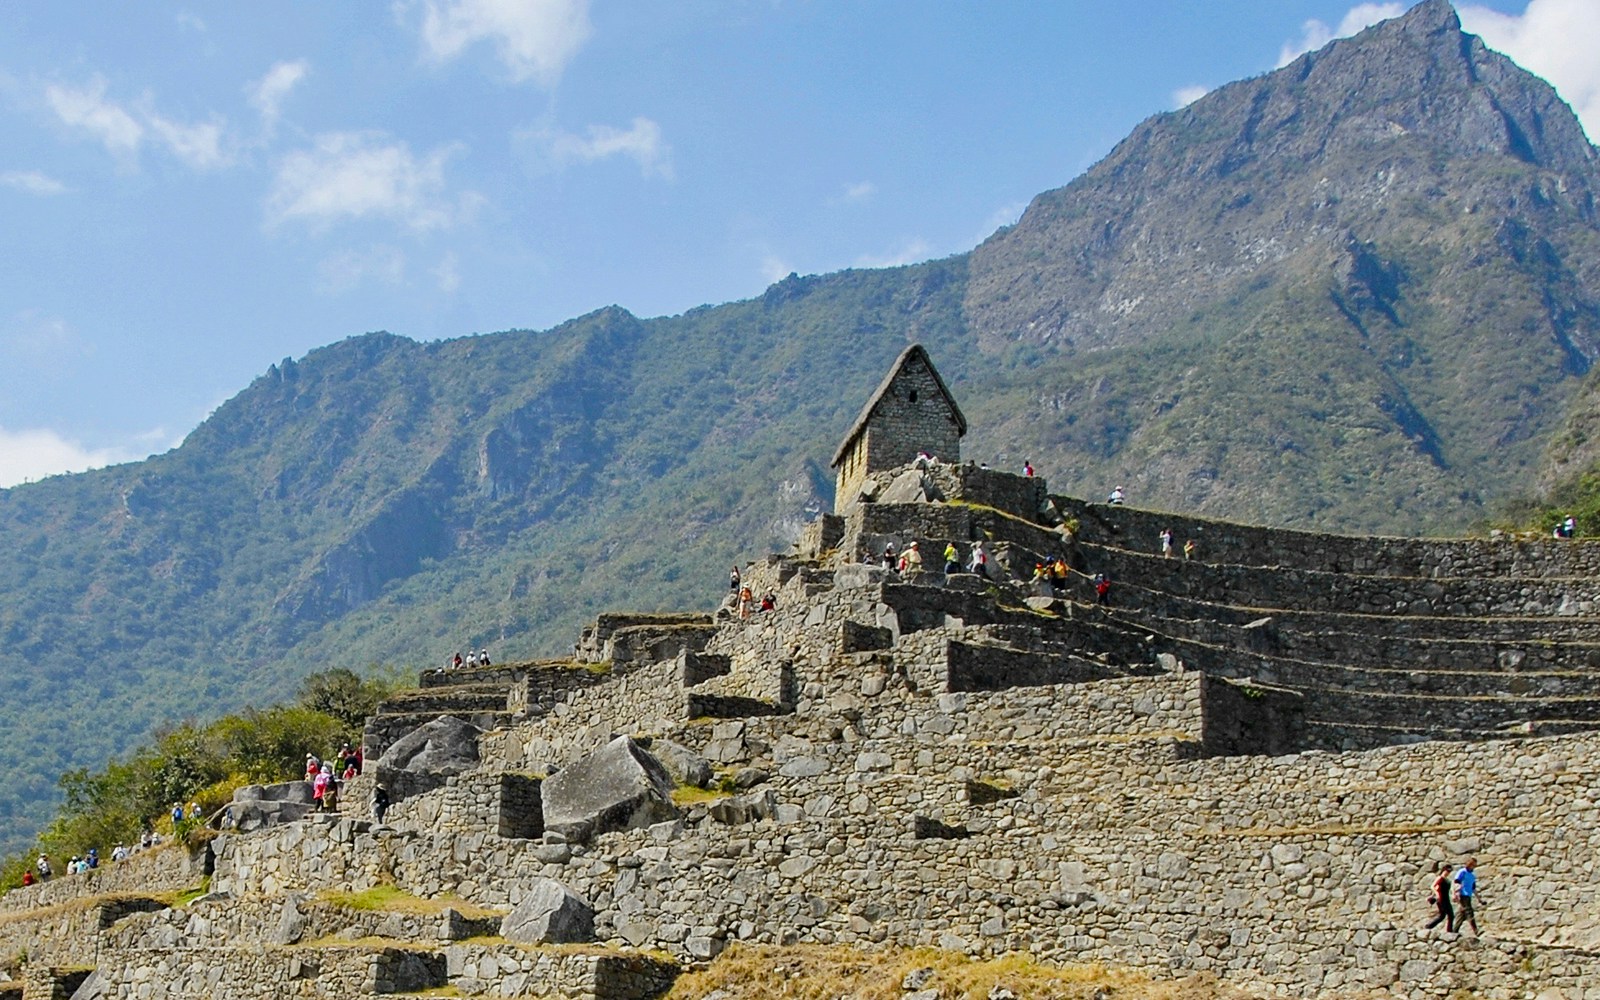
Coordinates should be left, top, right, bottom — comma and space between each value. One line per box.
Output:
2, 0, 1598, 851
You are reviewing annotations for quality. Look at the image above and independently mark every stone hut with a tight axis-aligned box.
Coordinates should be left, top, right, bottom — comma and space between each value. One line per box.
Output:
829, 344, 966, 513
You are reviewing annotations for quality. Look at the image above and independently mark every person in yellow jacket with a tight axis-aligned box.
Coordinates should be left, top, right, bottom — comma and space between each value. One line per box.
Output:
943, 542, 960, 575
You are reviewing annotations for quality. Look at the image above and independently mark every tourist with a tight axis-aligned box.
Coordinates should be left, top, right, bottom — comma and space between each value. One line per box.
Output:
87, 847, 99, 869
1094, 573, 1111, 607
452, 651, 464, 670
882, 544, 897, 569
899, 541, 923, 576
1108, 486, 1125, 505
1425, 862, 1454, 933
1160, 528, 1174, 558
479, 648, 491, 666
21, 870, 33, 887
36, 855, 50, 880
373, 785, 390, 825
313, 764, 334, 811
729, 566, 741, 592
739, 585, 753, 621
1183, 539, 1197, 560
306, 754, 321, 780
759, 592, 776, 612
967, 541, 990, 579
1052, 556, 1070, 587
1452, 858, 1480, 935
944, 542, 960, 575
1023, 460, 1034, 477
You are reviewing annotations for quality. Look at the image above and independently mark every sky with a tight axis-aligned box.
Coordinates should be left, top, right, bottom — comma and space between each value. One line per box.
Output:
2, 0, 1596, 488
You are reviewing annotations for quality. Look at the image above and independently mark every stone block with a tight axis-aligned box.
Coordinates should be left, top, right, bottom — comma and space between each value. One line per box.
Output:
500, 879, 595, 944
540, 735, 678, 842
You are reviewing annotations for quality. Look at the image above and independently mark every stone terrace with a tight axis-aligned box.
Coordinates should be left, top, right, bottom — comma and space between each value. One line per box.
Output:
8, 463, 1600, 999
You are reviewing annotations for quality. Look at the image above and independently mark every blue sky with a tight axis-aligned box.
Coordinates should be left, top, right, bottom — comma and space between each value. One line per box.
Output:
1, 0, 1594, 487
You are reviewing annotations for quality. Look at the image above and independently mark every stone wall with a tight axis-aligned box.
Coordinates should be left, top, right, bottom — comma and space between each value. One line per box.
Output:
484, 657, 688, 775
1059, 496, 1600, 578
0, 896, 167, 970
384, 772, 544, 840
85, 944, 446, 1000
0, 845, 205, 916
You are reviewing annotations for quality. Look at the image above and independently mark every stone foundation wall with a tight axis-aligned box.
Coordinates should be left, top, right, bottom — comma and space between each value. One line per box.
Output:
485, 657, 688, 774
386, 772, 543, 839
207, 653, 1600, 997
1059, 496, 1600, 579
0, 897, 167, 970
1078, 540, 1600, 619
86, 945, 445, 1000
0, 846, 205, 915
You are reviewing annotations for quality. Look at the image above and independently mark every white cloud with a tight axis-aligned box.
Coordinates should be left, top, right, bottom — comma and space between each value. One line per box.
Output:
433, 251, 461, 292
266, 131, 479, 231
250, 60, 310, 129
842, 181, 875, 202
318, 244, 407, 293
525, 117, 672, 178
45, 77, 144, 158
0, 426, 139, 488
1173, 84, 1211, 109
415, 0, 592, 86
978, 200, 1028, 241
1462, 0, 1600, 141
855, 239, 933, 270
147, 113, 228, 170
0, 170, 66, 196
759, 255, 793, 285
1277, 3, 1405, 67
2, 309, 86, 368
45, 76, 229, 169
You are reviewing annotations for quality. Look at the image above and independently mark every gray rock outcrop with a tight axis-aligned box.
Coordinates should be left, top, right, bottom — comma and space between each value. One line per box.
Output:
499, 879, 595, 944
226, 781, 317, 833
377, 716, 482, 775
647, 739, 713, 789
540, 735, 677, 842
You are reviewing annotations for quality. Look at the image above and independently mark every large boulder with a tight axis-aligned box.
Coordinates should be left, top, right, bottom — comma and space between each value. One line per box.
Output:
647, 738, 713, 789
376, 716, 482, 775
225, 781, 317, 832
500, 879, 595, 944
541, 736, 677, 842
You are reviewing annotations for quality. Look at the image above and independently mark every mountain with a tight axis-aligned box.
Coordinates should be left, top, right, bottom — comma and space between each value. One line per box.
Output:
2, 0, 1599, 852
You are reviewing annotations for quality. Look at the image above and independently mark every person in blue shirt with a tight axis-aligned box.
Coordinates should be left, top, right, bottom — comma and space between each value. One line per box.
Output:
1452, 858, 1479, 935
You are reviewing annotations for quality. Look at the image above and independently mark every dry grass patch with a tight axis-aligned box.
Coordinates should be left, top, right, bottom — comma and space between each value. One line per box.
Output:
666, 944, 1256, 1000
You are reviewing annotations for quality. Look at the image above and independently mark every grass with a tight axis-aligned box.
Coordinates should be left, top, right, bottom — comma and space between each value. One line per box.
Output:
671, 784, 732, 806
171, 876, 212, 907
665, 944, 1255, 1000
317, 885, 502, 921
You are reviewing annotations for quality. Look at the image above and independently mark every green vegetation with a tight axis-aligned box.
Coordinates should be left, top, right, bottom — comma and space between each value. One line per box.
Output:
0, 668, 398, 888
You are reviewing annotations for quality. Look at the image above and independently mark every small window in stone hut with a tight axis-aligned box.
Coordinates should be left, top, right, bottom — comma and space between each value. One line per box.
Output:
908, 390, 919, 403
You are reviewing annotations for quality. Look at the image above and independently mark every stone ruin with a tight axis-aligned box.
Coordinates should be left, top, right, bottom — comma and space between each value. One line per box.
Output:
5, 349, 1600, 998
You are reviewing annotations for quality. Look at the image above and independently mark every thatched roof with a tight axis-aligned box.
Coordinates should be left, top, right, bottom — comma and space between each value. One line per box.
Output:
830, 344, 967, 468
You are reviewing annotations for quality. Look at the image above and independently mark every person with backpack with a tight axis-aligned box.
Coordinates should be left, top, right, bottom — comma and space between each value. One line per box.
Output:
1095, 573, 1112, 607
1424, 862, 1454, 932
